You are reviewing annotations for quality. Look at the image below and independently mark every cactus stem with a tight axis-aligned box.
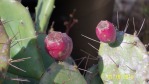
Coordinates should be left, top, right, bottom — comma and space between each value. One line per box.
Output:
124, 18, 129, 33
64, 9, 78, 34
81, 34, 100, 43
137, 18, 145, 36
88, 43, 98, 51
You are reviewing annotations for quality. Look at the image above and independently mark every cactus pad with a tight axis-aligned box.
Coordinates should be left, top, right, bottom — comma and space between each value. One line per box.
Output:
98, 31, 149, 83
0, 0, 44, 79
85, 65, 103, 84
40, 62, 87, 84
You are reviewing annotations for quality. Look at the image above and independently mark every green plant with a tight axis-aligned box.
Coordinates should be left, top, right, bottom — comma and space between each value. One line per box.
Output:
98, 24, 149, 83
0, 0, 54, 82
0, 0, 148, 84
0, 20, 10, 83
0, 0, 87, 83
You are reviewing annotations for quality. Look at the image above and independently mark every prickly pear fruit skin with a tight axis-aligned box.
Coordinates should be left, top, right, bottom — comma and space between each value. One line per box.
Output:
39, 62, 87, 84
96, 20, 116, 43
45, 31, 73, 61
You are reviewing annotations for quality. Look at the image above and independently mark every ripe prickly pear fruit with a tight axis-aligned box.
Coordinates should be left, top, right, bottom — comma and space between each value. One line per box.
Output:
96, 20, 116, 43
44, 31, 73, 61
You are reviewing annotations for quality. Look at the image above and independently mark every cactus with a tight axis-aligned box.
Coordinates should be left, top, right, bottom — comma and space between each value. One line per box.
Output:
37, 34, 54, 69
0, 0, 44, 79
35, 0, 55, 69
3, 0, 149, 83
39, 62, 87, 84
0, 0, 83, 84
98, 30, 149, 83
0, 20, 10, 83
85, 64, 103, 84
2, 73, 19, 84
35, 0, 55, 32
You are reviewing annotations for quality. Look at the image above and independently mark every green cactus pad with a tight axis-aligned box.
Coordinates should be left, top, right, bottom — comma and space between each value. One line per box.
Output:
0, 0, 44, 79
98, 31, 149, 83
2, 73, 19, 84
35, 0, 55, 32
37, 33, 54, 69
85, 65, 103, 84
64, 57, 76, 65
40, 62, 87, 84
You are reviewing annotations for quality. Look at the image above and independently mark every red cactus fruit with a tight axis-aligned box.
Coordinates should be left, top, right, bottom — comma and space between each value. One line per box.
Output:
96, 20, 116, 43
44, 31, 73, 61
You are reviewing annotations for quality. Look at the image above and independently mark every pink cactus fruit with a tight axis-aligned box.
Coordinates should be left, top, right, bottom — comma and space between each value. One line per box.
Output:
96, 20, 116, 43
44, 31, 73, 61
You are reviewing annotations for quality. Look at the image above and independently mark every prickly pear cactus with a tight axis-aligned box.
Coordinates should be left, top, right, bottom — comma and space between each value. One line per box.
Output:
35, 0, 55, 32
35, 0, 55, 69
0, 20, 10, 73
0, 0, 44, 79
98, 31, 149, 84
0, 20, 10, 83
85, 65, 103, 84
2, 73, 19, 84
40, 62, 87, 84
37, 34, 54, 69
